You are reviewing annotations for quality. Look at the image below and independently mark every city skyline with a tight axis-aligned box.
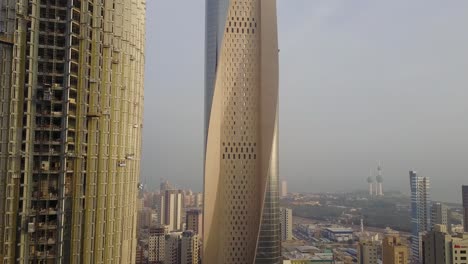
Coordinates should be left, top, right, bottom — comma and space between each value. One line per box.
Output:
3, 0, 468, 263
143, 0, 468, 203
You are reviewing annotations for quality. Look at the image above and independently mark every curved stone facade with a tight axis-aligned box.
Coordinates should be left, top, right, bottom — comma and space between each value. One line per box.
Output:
203, 1, 281, 263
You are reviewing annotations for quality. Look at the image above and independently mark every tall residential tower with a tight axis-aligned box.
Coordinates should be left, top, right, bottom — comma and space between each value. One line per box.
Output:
280, 207, 293, 241
431, 202, 448, 230
203, 0, 281, 263
409, 171, 431, 264
0, 0, 146, 263
462, 185, 468, 232
280, 179, 288, 197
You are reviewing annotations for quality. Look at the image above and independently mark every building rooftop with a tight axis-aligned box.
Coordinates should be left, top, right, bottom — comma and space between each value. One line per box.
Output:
325, 227, 354, 233
296, 246, 320, 253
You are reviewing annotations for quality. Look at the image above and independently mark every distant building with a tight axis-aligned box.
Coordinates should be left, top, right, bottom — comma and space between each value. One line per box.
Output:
422, 224, 468, 264
280, 207, 293, 241
156, 230, 200, 264
138, 207, 154, 229
135, 245, 145, 264
452, 224, 465, 234
148, 226, 167, 264
281, 180, 288, 197
184, 191, 203, 208
282, 253, 334, 264
431, 202, 448, 230
183, 190, 194, 207
463, 186, 468, 232
194, 193, 203, 207
323, 228, 354, 242
357, 241, 379, 264
186, 209, 203, 236
376, 164, 384, 196
138, 197, 145, 211
409, 171, 430, 264
161, 179, 173, 192
382, 233, 409, 264
158, 190, 183, 231
165, 232, 183, 264
452, 235, 468, 264
154, 193, 166, 226
181, 231, 200, 264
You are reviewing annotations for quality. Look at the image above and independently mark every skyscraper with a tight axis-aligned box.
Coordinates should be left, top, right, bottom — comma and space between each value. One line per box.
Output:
382, 233, 409, 264
163, 190, 183, 231
431, 202, 448, 230
156, 189, 184, 231
280, 179, 288, 197
0, 0, 145, 263
161, 179, 173, 192
462, 186, 468, 232
280, 207, 293, 241
203, 0, 281, 263
409, 171, 431, 264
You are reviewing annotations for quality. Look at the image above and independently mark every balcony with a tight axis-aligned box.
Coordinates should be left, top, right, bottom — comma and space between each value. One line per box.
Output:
30, 237, 56, 245
30, 206, 58, 215
33, 149, 61, 156
35, 124, 62, 131
39, 208, 58, 215
37, 221, 58, 230
31, 192, 59, 201
33, 139, 62, 145
33, 250, 56, 258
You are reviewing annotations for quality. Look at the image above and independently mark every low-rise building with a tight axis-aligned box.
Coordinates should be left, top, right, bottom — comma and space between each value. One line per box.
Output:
282, 252, 333, 264
323, 227, 354, 242
452, 235, 468, 264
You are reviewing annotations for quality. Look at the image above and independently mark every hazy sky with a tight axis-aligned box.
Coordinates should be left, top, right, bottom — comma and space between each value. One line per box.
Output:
142, 1, 468, 203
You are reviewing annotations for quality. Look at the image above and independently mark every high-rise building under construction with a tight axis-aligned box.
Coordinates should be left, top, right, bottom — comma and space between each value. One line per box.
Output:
203, 0, 281, 263
0, 0, 145, 263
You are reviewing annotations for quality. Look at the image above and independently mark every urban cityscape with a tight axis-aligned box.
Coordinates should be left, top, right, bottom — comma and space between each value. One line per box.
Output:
0, 0, 467, 264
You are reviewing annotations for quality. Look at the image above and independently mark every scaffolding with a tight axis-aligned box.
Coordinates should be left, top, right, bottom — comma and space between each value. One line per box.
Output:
0, 36, 13, 45
0, 0, 146, 263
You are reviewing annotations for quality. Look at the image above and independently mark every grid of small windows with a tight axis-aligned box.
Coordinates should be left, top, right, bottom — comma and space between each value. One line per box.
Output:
219, 0, 259, 263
